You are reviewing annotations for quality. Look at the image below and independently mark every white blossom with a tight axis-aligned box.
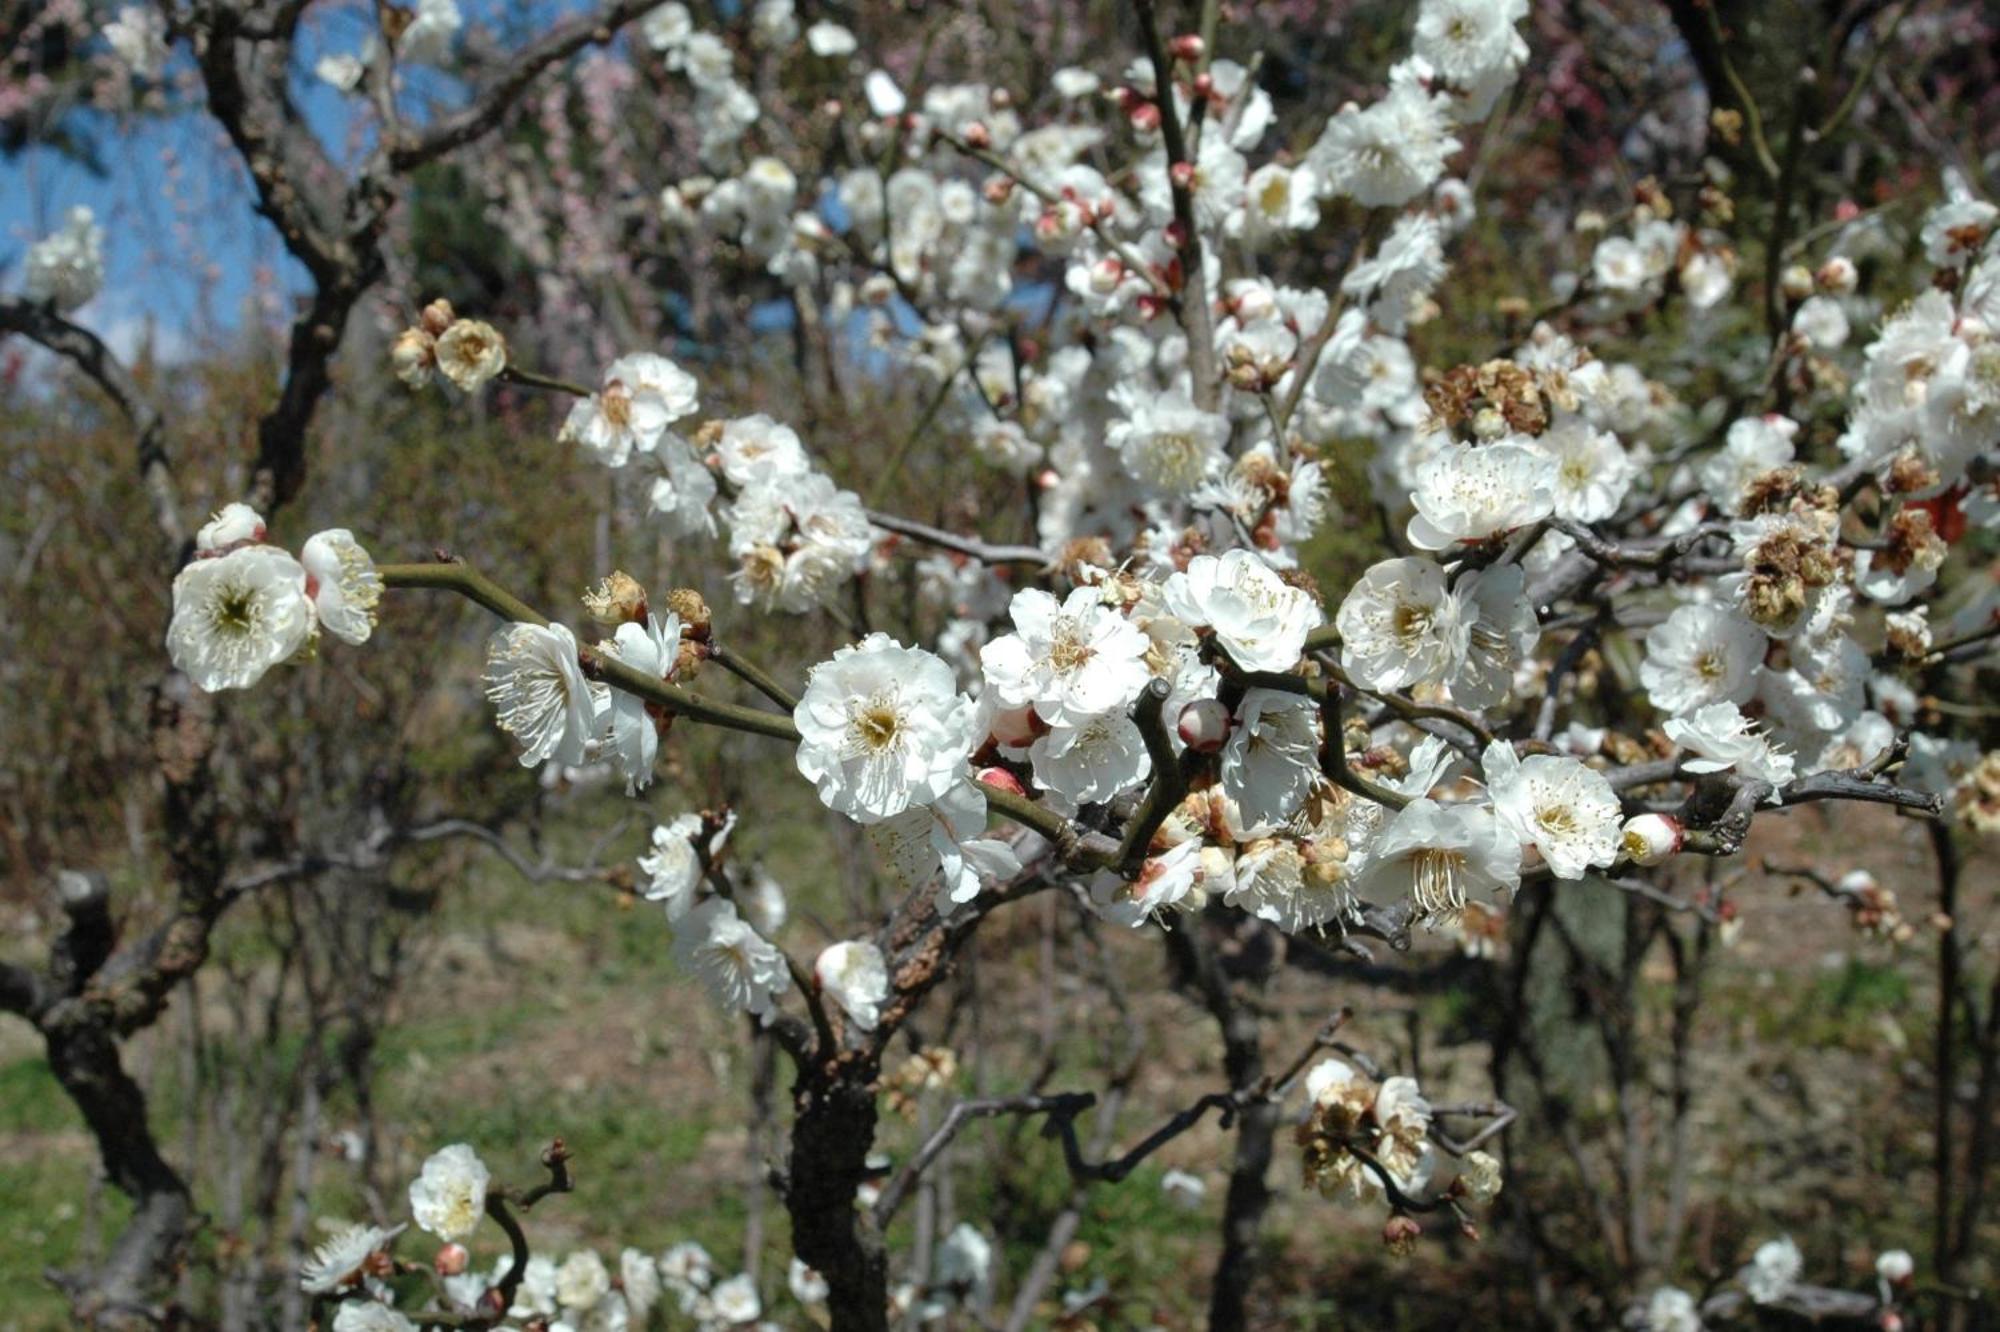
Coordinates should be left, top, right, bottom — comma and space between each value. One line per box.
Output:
484, 622, 598, 768
168, 546, 316, 692
815, 940, 889, 1030
1482, 742, 1620, 879
409, 1144, 491, 1242
794, 634, 978, 822
1163, 549, 1322, 672
980, 586, 1151, 726
671, 897, 791, 1018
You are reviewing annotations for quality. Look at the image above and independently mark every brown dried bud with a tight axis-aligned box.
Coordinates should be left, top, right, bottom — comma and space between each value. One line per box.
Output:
663, 588, 711, 640
583, 570, 649, 625
419, 297, 456, 336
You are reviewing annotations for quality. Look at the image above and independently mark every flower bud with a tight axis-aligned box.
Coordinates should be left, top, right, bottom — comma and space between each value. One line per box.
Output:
1619, 813, 1683, 866
196, 502, 267, 555
1191, 71, 1214, 98
1817, 255, 1858, 295
1169, 33, 1205, 61
962, 121, 990, 149
976, 765, 1026, 797
1170, 160, 1197, 190
1382, 1215, 1422, 1255
583, 570, 649, 626
435, 1243, 470, 1277
1780, 264, 1814, 302
1128, 100, 1162, 133
982, 177, 1014, 206
989, 704, 1042, 748
662, 587, 711, 640
1875, 1249, 1914, 1284
1177, 698, 1232, 753
418, 297, 456, 336
391, 326, 437, 387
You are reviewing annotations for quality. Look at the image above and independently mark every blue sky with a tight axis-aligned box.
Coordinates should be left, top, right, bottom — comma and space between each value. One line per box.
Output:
0, 2, 592, 360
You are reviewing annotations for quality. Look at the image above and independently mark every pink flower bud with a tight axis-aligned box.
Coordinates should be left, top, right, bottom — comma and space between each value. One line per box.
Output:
963, 121, 991, 149
989, 705, 1041, 748
1128, 101, 1162, 133
418, 297, 456, 337
1170, 160, 1197, 189
977, 765, 1027, 797
1191, 71, 1214, 98
1177, 699, 1232, 753
1816, 255, 1858, 295
983, 177, 1014, 205
1169, 34, 1205, 61
435, 1243, 470, 1277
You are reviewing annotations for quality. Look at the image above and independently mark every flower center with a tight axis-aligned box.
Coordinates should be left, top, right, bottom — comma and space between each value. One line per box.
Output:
1392, 601, 1433, 643
1535, 804, 1576, 836
1409, 847, 1469, 913
1694, 650, 1727, 681
854, 701, 902, 751
211, 586, 257, 636
1049, 620, 1095, 673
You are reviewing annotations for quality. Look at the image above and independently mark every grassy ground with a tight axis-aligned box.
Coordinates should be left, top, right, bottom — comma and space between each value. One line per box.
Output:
0, 784, 1984, 1329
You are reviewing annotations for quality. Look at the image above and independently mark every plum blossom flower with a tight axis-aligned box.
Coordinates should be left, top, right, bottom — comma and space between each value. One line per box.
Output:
1664, 701, 1797, 787
599, 612, 683, 792
1337, 557, 1464, 692
196, 502, 266, 554
1108, 389, 1231, 496
1310, 84, 1460, 207
1163, 549, 1322, 672
300, 529, 383, 646
168, 546, 316, 692
300, 1222, 404, 1293
483, 622, 598, 768
815, 940, 889, 1029
1029, 710, 1152, 804
1406, 440, 1558, 549
1351, 798, 1520, 917
1743, 1235, 1802, 1304
559, 353, 700, 466
1220, 689, 1322, 830
980, 586, 1151, 726
671, 897, 791, 1018
1482, 742, 1621, 879
1639, 603, 1766, 716
870, 780, 1023, 909
23, 207, 104, 312
433, 320, 507, 392
795, 634, 978, 822
409, 1144, 490, 1242
638, 813, 709, 919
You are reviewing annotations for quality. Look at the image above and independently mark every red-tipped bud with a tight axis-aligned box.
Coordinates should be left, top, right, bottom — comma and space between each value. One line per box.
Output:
1170, 160, 1197, 189
963, 121, 991, 149
1177, 698, 1232, 753
983, 177, 1015, 205
1128, 101, 1162, 133
1191, 71, 1214, 99
1169, 34, 1205, 62
977, 765, 1027, 797
989, 705, 1042, 748
435, 1243, 470, 1277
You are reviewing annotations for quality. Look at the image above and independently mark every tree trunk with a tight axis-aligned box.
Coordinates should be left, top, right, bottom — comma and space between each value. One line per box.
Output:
786, 1057, 888, 1332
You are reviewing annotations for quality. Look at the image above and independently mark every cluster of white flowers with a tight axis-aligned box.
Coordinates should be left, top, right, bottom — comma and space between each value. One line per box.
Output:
312, 1142, 828, 1330
165, 504, 381, 692
21, 206, 105, 313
